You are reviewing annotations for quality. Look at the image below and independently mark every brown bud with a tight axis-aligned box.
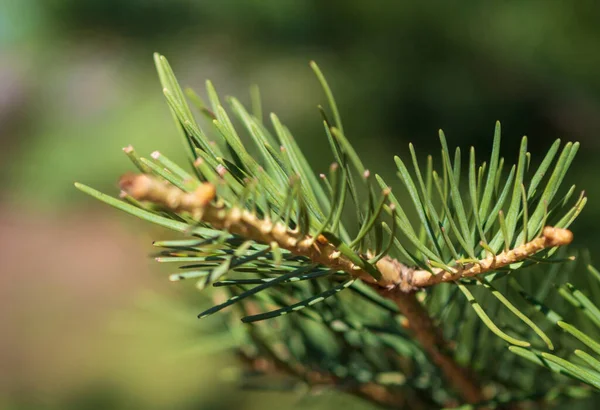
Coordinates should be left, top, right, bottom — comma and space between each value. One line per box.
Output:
119, 173, 152, 199
316, 234, 329, 245
193, 183, 216, 207
542, 226, 574, 247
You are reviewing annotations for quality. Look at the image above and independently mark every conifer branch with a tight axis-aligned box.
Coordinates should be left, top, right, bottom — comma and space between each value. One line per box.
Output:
119, 173, 385, 282
76, 54, 590, 408
119, 173, 574, 292
119, 172, 574, 405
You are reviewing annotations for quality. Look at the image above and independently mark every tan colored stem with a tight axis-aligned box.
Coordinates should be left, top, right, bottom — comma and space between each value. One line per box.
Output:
399, 226, 573, 289
120, 174, 573, 291
119, 173, 384, 279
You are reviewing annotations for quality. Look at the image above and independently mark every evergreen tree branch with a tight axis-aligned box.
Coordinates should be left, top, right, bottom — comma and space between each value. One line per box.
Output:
76, 54, 589, 408
120, 173, 577, 404
118, 172, 576, 404
119, 173, 574, 292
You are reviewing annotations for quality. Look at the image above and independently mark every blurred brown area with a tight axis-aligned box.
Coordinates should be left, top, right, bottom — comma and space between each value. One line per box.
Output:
0, 206, 258, 409
0, 1, 599, 409
0, 208, 146, 400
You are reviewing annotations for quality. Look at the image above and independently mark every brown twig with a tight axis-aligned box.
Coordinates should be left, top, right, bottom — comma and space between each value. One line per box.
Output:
379, 288, 485, 404
238, 350, 411, 408
377, 227, 573, 289
119, 174, 573, 291
229, 298, 417, 408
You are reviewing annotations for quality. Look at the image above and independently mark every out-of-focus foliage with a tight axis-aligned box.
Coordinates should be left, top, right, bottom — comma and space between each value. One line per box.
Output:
1, 1, 599, 409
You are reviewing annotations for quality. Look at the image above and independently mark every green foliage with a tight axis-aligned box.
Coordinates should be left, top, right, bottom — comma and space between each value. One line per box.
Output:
75, 54, 594, 407
508, 262, 600, 391
424, 255, 600, 404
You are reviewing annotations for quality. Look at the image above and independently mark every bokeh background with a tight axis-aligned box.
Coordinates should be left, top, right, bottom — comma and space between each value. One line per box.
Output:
1, 1, 599, 409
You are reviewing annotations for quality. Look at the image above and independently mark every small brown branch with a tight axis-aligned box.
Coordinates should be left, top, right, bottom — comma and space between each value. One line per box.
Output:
234, 300, 415, 408
120, 174, 573, 291
240, 352, 410, 408
379, 288, 485, 404
119, 173, 388, 279
399, 227, 573, 289
120, 174, 573, 406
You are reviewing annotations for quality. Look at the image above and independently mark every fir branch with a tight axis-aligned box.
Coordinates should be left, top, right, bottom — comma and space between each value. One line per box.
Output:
76, 53, 589, 408
119, 172, 574, 293
119, 172, 570, 404
118, 171, 575, 402
119, 173, 385, 284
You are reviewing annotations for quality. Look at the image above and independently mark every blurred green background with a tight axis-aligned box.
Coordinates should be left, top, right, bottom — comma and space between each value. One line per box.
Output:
1, 1, 599, 409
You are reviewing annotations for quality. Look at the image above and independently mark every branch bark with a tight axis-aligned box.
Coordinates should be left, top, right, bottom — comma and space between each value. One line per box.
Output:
378, 287, 485, 404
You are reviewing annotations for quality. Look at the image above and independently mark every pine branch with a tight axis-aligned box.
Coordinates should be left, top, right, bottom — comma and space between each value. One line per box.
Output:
75, 53, 588, 408
119, 172, 575, 403
119, 172, 574, 292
